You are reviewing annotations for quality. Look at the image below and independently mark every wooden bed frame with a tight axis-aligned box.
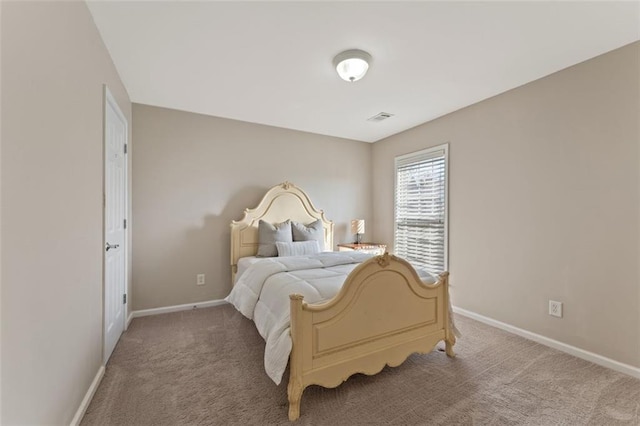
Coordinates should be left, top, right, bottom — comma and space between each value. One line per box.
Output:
230, 182, 456, 421
230, 181, 333, 283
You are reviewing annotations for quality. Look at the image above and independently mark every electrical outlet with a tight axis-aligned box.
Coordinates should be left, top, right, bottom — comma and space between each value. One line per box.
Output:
196, 274, 205, 286
549, 300, 563, 318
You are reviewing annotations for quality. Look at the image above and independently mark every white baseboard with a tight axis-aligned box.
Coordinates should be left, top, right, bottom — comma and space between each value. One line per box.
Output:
126, 311, 134, 329
453, 306, 640, 379
131, 299, 228, 319
70, 365, 105, 426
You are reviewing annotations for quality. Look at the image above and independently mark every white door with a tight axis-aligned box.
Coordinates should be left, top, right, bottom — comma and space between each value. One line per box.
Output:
104, 87, 128, 363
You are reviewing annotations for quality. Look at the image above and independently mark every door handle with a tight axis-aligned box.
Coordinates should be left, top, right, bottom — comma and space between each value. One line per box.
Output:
106, 242, 120, 252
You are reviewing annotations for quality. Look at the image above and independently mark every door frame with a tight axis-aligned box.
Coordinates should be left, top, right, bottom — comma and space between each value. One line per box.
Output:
102, 85, 129, 363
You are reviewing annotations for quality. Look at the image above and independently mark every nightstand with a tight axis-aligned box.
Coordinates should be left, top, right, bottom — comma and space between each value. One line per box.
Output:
337, 243, 387, 256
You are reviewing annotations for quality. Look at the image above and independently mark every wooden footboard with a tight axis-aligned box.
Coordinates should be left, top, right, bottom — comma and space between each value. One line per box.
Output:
287, 253, 456, 421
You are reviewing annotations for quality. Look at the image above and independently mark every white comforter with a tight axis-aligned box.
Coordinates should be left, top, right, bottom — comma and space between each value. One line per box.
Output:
225, 251, 376, 384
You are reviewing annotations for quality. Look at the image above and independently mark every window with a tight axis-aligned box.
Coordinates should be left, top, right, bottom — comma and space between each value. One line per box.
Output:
394, 144, 448, 275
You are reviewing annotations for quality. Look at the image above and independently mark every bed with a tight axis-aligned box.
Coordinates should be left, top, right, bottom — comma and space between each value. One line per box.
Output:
227, 182, 457, 421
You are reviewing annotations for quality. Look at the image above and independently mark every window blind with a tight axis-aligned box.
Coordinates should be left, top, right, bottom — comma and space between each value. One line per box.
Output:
394, 145, 448, 275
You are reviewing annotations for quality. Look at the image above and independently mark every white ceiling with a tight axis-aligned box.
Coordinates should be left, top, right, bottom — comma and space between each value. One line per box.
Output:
87, 1, 639, 143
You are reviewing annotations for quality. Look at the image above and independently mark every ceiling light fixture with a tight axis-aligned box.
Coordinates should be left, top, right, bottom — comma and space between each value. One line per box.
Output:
333, 49, 372, 82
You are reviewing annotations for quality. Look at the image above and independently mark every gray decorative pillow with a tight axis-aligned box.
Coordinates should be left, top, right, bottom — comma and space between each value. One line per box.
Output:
257, 220, 292, 257
291, 219, 325, 251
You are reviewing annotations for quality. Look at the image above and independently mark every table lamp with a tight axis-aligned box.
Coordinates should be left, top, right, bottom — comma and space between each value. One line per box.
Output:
351, 219, 365, 244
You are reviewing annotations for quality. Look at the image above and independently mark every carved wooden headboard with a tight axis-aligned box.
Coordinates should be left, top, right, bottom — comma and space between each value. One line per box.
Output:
230, 182, 334, 283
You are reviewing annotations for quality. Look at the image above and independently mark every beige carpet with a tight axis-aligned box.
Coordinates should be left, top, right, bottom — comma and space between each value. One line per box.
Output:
82, 304, 639, 425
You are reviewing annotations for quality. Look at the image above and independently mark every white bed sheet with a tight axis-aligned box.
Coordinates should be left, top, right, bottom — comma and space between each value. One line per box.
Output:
225, 252, 441, 385
226, 252, 376, 384
236, 256, 261, 282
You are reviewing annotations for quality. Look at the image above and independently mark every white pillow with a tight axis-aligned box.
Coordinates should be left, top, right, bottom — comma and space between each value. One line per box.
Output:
276, 240, 320, 257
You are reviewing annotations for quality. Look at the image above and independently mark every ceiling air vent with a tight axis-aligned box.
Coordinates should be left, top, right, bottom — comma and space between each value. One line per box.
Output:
367, 112, 394, 122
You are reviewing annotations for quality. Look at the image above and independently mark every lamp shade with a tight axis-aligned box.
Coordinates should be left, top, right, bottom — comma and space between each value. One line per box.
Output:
351, 219, 365, 235
333, 49, 372, 82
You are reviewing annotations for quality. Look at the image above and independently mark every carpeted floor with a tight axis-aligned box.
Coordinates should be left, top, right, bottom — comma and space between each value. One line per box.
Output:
81, 304, 640, 425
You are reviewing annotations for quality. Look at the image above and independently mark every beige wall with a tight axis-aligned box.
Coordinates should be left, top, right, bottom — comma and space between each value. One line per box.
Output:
372, 42, 640, 368
1, 2, 131, 423
132, 104, 372, 310
0, 1, 3, 420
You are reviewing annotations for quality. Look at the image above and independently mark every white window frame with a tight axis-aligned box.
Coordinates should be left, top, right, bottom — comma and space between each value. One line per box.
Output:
393, 143, 449, 274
